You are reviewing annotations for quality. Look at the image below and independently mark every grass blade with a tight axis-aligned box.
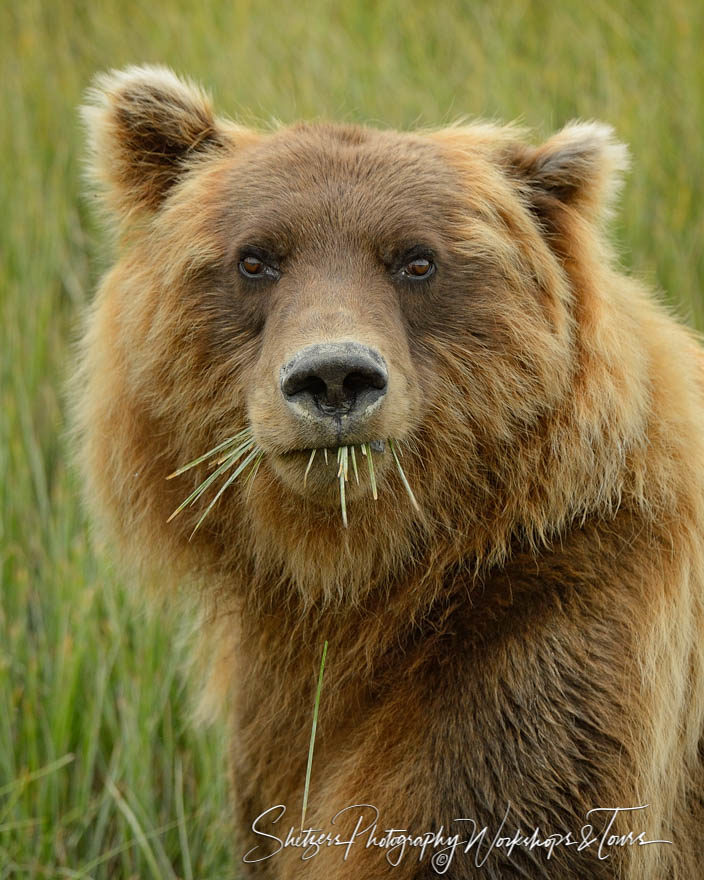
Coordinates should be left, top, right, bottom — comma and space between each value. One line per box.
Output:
245, 450, 264, 499
213, 436, 257, 465
189, 446, 260, 538
166, 429, 253, 479
0, 753, 75, 799
365, 442, 378, 500
338, 468, 348, 527
389, 438, 420, 512
174, 756, 194, 880
350, 446, 359, 484
336, 445, 349, 481
301, 641, 328, 829
167, 439, 255, 522
303, 449, 316, 487
106, 779, 168, 880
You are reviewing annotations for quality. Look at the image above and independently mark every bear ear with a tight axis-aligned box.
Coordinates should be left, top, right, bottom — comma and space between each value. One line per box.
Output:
506, 122, 630, 222
81, 65, 236, 221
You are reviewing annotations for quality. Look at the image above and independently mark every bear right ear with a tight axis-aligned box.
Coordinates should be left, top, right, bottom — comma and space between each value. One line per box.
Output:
81, 65, 246, 222
504, 122, 630, 224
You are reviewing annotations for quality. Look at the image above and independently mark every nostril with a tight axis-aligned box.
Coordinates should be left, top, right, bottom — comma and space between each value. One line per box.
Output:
343, 370, 386, 396
280, 342, 388, 417
283, 373, 327, 400
305, 376, 327, 398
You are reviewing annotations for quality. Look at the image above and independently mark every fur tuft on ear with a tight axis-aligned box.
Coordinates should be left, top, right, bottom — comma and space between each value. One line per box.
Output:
507, 122, 630, 222
81, 65, 231, 221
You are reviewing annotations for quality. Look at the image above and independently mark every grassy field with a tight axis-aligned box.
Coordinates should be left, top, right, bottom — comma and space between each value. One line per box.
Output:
2, 0, 703, 876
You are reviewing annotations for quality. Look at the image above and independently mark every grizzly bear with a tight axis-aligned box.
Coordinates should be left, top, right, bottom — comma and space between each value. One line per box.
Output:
74, 65, 704, 879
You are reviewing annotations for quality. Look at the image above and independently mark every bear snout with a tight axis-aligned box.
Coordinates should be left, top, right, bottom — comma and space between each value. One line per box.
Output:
280, 342, 388, 431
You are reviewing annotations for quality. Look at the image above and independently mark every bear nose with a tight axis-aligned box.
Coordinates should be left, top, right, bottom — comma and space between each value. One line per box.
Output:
280, 342, 388, 421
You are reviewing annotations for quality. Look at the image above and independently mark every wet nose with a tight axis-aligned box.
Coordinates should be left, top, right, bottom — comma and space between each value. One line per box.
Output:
280, 342, 388, 421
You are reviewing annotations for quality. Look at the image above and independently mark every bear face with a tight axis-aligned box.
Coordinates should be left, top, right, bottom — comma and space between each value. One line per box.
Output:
76, 66, 641, 603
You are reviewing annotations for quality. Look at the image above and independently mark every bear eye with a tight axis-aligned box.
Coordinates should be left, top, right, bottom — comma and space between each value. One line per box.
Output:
238, 251, 281, 282
239, 255, 265, 277
404, 257, 434, 278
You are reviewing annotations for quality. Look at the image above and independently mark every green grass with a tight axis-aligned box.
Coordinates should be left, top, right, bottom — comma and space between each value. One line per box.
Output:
1, 0, 703, 875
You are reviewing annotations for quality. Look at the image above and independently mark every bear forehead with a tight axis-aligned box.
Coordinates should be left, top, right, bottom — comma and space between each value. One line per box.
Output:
243, 121, 458, 186
214, 123, 480, 254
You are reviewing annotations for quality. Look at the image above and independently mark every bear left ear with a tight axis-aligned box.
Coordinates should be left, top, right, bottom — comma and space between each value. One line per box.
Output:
506, 122, 629, 222
81, 65, 244, 222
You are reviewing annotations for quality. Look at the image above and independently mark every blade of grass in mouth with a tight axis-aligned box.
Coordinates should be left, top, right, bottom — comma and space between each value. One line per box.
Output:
166, 428, 253, 479
189, 445, 261, 538
336, 446, 349, 481
350, 445, 359, 485
337, 446, 349, 527
364, 442, 378, 500
167, 438, 255, 523
245, 450, 265, 499
169, 433, 419, 532
389, 439, 420, 512
303, 448, 317, 488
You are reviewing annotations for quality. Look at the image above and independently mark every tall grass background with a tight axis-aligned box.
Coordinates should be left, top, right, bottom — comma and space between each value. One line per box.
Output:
2, 1, 703, 876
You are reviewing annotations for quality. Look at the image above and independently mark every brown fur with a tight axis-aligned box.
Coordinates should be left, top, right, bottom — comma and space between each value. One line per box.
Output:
74, 66, 704, 878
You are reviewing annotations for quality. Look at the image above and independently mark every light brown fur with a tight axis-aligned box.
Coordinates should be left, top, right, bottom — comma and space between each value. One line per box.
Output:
74, 66, 704, 878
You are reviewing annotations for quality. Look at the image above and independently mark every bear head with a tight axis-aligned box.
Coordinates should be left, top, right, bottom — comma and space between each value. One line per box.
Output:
76, 66, 638, 603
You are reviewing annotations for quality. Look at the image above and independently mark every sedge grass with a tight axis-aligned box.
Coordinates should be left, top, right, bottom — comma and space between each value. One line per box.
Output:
303, 448, 317, 487
166, 429, 264, 536
301, 640, 328, 829
168, 434, 419, 531
389, 439, 420, 512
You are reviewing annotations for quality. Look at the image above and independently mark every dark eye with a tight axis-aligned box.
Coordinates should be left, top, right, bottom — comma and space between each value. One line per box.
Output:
237, 251, 281, 282
239, 255, 266, 277
401, 256, 435, 280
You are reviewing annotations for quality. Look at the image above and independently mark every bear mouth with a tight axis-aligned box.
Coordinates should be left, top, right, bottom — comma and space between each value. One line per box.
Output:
166, 429, 419, 534
284, 438, 387, 456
